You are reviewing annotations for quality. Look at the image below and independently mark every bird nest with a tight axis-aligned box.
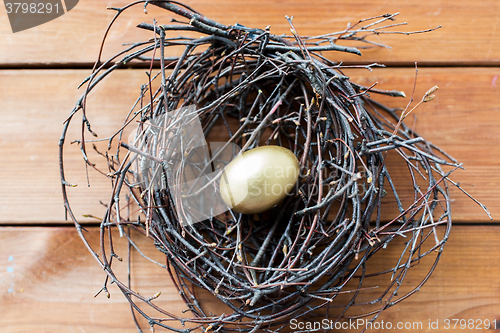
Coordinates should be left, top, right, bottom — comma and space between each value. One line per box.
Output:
59, 2, 487, 332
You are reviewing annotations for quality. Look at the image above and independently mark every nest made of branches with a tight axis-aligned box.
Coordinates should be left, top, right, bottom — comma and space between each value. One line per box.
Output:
59, 2, 489, 332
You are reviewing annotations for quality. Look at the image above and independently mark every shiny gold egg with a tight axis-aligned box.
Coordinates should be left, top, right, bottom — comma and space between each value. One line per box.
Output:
219, 145, 300, 214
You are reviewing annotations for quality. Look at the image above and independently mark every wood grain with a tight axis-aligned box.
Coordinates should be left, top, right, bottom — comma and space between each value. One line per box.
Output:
0, 0, 499, 66
0, 227, 187, 332
348, 67, 500, 223
0, 226, 499, 332
1, 1, 498, 332
0, 68, 497, 224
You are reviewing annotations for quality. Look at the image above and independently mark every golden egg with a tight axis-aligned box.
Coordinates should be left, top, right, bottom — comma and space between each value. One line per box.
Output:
219, 145, 300, 214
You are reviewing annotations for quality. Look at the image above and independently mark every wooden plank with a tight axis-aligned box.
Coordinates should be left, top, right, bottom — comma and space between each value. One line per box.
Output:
318, 224, 500, 333
0, 226, 499, 332
0, 226, 187, 332
0, 0, 499, 66
1, 68, 497, 224
0, 70, 147, 224
348, 67, 500, 222
0, 68, 500, 223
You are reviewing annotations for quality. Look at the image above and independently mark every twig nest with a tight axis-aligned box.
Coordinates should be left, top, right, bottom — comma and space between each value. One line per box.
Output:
219, 145, 300, 214
58, 2, 483, 332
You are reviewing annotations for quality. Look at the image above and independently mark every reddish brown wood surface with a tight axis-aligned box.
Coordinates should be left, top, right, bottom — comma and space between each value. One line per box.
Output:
0, 0, 499, 66
0, 226, 499, 332
0, 68, 497, 224
0, 0, 499, 331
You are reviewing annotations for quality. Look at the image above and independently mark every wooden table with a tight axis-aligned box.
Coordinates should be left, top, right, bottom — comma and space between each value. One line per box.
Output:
1, 1, 499, 332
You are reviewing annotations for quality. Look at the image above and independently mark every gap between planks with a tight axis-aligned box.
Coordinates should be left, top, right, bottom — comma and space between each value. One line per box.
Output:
1, 62, 500, 70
